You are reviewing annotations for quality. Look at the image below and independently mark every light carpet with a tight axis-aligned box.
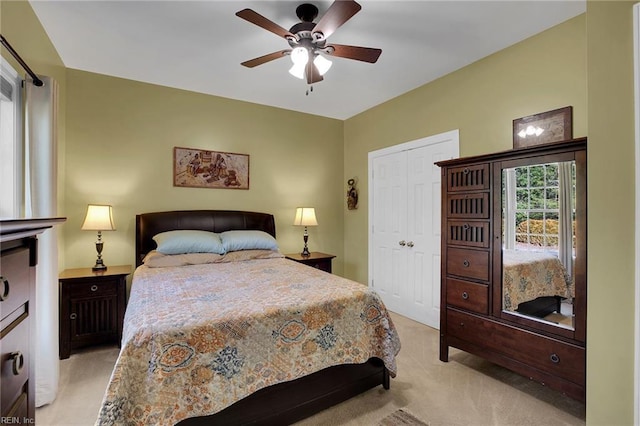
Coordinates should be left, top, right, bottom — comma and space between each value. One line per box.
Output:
379, 409, 428, 426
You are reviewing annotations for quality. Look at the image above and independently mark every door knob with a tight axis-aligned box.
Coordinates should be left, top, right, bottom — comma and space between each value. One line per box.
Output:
399, 240, 406, 246
407, 241, 414, 248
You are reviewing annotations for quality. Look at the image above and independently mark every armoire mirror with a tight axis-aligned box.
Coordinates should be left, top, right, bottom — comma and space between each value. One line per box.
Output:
498, 145, 586, 337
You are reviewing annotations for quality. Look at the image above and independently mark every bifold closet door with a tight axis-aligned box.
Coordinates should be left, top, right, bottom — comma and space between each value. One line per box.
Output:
371, 150, 407, 315
406, 144, 445, 328
371, 143, 446, 328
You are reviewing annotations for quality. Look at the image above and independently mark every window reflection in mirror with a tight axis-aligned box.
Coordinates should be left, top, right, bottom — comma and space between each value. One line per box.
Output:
502, 160, 576, 330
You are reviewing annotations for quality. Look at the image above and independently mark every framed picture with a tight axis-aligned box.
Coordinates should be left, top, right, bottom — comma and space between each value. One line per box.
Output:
173, 147, 249, 190
512, 106, 573, 149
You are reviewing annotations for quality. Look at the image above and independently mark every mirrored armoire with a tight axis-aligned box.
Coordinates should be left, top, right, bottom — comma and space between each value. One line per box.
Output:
436, 137, 586, 401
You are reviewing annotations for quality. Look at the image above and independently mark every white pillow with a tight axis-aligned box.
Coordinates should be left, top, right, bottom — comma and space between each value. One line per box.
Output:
219, 230, 279, 252
152, 230, 226, 255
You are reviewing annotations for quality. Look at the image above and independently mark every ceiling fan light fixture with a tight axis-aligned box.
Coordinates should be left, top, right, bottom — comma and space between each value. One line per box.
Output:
290, 46, 309, 65
289, 46, 309, 79
313, 54, 332, 76
289, 62, 306, 79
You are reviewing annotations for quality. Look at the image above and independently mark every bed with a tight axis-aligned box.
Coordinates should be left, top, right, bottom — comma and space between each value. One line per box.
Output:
96, 210, 401, 425
502, 249, 573, 316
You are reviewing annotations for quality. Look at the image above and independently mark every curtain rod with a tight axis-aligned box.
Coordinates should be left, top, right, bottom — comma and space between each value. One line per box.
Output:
0, 34, 44, 87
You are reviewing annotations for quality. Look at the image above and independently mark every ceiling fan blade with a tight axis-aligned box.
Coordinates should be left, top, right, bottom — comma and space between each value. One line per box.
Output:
236, 9, 295, 40
306, 62, 323, 84
241, 50, 291, 68
312, 0, 361, 41
326, 44, 382, 63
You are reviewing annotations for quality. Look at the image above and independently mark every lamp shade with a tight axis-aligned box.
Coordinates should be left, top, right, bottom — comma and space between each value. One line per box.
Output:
81, 204, 116, 231
313, 54, 332, 76
293, 207, 318, 227
289, 47, 309, 79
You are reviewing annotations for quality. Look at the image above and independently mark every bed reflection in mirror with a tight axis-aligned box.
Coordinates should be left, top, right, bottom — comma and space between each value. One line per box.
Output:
502, 160, 575, 330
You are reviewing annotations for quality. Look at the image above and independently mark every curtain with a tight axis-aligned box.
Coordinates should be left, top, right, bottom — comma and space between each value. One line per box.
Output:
504, 168, 516, 250
25, 75, 60, 407
558, 161, 574, 278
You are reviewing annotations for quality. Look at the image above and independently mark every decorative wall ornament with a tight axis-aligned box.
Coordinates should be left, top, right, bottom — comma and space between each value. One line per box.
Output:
347, 177, 358, 210
512, 106, 573, 149
173, 147, 249, 189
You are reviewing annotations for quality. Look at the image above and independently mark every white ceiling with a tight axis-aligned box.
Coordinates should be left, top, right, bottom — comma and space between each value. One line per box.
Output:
29, 0, 586, 120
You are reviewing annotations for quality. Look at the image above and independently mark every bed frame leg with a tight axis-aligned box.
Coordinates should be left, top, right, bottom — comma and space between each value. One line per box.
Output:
382, 367, 390, 390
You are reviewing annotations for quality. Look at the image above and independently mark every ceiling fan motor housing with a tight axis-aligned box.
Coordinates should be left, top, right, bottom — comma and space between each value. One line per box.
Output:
291, 3, 328, 45
296, 3, 319, 22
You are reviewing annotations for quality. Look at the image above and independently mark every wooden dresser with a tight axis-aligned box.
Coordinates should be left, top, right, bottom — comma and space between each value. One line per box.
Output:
437, 139, 587, 401
1, 218, 65, 423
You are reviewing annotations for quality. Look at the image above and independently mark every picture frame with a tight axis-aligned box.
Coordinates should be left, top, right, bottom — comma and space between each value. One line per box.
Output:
512, 106, 573, 149
173, 147, 249, 190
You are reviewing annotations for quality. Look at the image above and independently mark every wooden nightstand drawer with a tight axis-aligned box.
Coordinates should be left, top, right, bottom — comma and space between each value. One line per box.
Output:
285, 252, 335, 274
305, 259, 331, 272
66, 279, 118, 298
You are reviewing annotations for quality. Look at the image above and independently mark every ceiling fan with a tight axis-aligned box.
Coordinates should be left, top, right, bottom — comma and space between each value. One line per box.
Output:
236, 0, 382, 85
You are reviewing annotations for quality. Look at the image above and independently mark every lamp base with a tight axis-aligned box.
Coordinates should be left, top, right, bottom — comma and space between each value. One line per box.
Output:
301, 231, 311, 257
92, 259, 107, 272
92, 236, 107, 271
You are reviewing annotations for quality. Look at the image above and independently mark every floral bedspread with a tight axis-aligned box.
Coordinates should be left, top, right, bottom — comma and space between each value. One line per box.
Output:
502, 249, 573, 311
96, 257, 401, 425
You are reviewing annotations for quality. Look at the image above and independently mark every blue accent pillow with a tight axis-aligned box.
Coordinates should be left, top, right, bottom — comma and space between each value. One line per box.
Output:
220, 230, 279, 252
153, 230, 226, 255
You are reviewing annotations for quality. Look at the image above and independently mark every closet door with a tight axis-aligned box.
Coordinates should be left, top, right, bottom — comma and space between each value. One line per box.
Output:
405, 144, 448, 328
369, 131, 458, 328
371, 151, 408, 314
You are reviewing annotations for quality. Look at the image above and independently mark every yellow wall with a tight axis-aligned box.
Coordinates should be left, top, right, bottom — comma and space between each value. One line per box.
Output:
64, 70, 345, 272
343, 15, 587, 283
2, 1, 638, 423
586, 2, 635, 424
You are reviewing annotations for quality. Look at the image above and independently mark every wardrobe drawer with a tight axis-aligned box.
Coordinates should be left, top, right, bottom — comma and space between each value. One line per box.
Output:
446, 278, 488, 314
447, 164, 490, 192
446, 193, 489, 219
447, 309, 584, 385
446, 220, 490, 248
446, 247, 490, 281
66, 279, 118, 298
1, 317, 29, 415
0, 247, 30, 321
4, 391, 27, 419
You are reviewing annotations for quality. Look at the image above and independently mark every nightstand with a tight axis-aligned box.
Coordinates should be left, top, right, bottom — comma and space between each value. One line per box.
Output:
59, 265, 131, 359
285, 252, 336, 273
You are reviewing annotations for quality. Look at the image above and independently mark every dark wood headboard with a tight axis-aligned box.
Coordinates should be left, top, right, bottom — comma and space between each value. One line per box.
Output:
135, 210, 276, 267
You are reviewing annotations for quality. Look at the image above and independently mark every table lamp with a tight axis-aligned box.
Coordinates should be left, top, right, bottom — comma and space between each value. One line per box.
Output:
293, 207, 318, 257
81, 204, 115, 271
